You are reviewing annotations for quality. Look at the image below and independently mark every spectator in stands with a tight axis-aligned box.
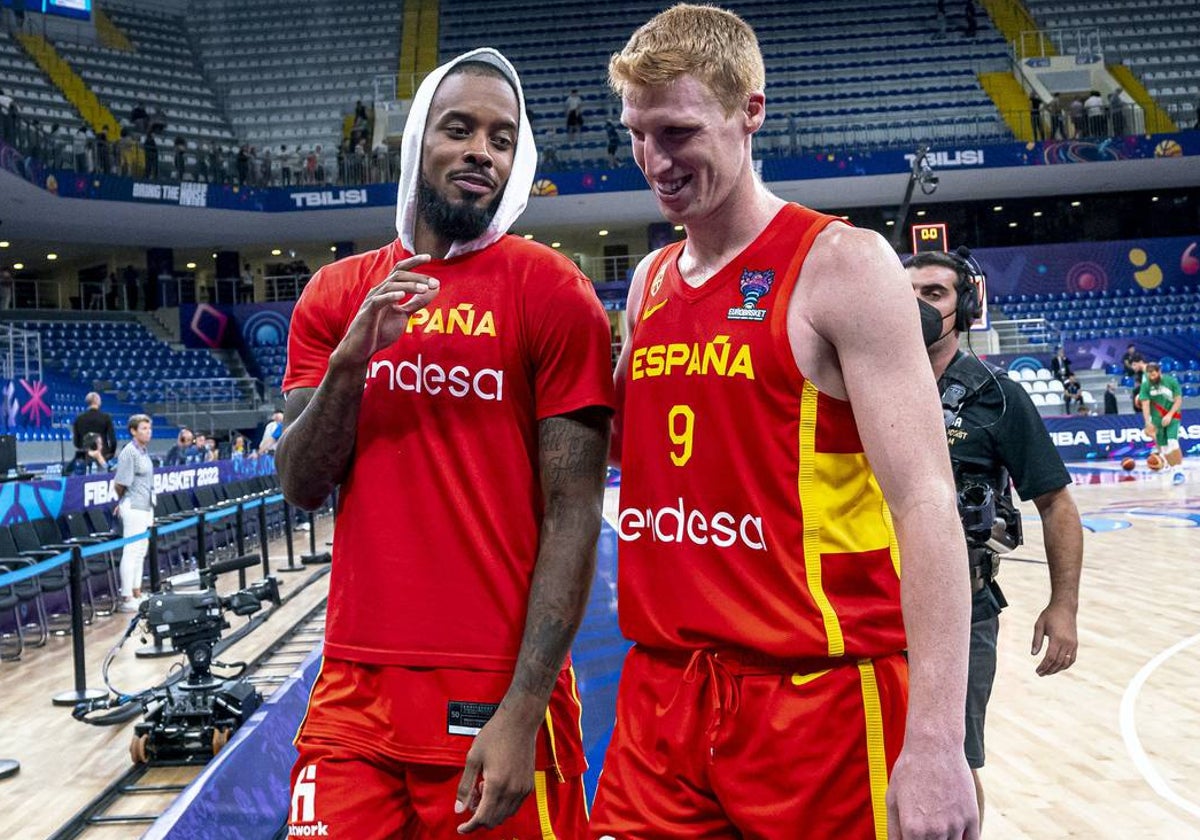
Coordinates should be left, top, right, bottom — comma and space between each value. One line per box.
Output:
236, 144, 249, 186
173, 135, 187, 180
209, 141, 224, 183
130, 101, 149, 134
1029, 91, 1045, 141
231, 433, 247, 461
277, 144, 293, 185
0, 89, 15, 144
1049, 345, 1072, 382
257, 409, 284, 458
964, 0, 977, 37
143, 131, 159, 180
1109, 88, 1126, 136
0, 267, 13, 310
72, 391, 117, 463
1084, 90, 1105, 137
1069, 96, 1085, 138
934, 0, 948, 39
148, 105, 167, 135
194, 433, 217, 462
1046, 95, 1066, 140
1104, 381, 1119, 415
1122, 343, 1144, 377
116, 128, 136, 177
565, 87, 583, 139
240, 262, 255, 303
1063, 373, 1082, 413
96, 124, 112, 174
114, 414, 154, 612
260, 145, 272, 185
72, 124, 88, 172
164, 428, 196, 466
605, 119, 620, 167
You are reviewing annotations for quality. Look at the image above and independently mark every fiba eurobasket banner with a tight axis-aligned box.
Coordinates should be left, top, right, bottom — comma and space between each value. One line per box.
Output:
1042, 409, 1200, 462
179, 302, 296, 351
0, 457, 275, 526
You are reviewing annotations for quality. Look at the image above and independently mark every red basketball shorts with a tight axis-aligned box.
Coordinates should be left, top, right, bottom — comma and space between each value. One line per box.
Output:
590, 645, 908, 840
289, 658, 589, 839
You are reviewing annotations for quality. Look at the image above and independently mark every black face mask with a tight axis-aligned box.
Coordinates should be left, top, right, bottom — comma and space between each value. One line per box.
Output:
919, 298, 946, 348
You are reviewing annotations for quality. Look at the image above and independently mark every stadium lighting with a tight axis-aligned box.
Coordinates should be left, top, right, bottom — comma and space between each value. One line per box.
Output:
992, 205, 1003, 212
46, 253, 57, 260
886, 220, 895, 226
673, 224, 684, 231
551, 242, 561, 248
12, 263, 23, 270
329, 246, 337, 252
1151, 196, 1159, 202
271, 248, 282, 256
598, 229, 609, 236
0, 241, 9, 248
186, 262, 197, 269
916, 210, 926, 217
1070, 200, 1081, 207
1033, 211, 1044, 217
1008, 222, 1018, 228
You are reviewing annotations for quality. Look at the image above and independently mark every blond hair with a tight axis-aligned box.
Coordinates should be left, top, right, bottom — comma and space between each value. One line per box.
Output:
609, 3, 765, 115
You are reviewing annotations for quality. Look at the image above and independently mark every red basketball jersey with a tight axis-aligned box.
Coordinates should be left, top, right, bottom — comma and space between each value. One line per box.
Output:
617, 203, 906, 661
285, 236, 615, 670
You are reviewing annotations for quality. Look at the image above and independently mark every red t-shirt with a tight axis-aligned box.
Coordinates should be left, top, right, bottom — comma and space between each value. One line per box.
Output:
617, 204, 907, 661
285, 236, 612, 770
286, 235, 615, 670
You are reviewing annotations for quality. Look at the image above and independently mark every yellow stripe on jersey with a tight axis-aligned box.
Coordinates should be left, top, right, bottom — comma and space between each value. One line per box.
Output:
798, 381, 845, 657
857, 660, 890, 840
883, 500, 901, 578
534, 770, 558, 840
809, 450, 894, 556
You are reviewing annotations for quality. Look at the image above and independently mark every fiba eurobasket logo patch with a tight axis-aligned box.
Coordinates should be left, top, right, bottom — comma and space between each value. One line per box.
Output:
728, 268, 775, 321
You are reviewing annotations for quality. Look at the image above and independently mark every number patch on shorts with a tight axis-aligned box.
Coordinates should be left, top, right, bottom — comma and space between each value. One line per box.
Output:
447, 701, 499, 736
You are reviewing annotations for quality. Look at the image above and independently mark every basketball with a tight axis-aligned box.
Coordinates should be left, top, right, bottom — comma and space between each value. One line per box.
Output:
1147, 453, 1165, 471
1121, 458, 1135, 471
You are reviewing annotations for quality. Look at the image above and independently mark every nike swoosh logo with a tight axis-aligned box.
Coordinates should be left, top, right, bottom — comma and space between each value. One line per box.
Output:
642, 300, 668, 320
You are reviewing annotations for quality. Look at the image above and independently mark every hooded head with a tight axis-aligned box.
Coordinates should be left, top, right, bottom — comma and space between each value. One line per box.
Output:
396, 48, 537, 260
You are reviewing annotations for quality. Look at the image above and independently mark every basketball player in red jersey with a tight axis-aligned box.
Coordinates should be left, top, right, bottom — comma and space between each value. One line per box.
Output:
278, 49, 614, 838
591, 6, 979, 839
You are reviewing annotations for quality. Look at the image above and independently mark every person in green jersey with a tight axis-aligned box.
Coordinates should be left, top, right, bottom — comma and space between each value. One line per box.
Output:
1139, 361, 1185, 484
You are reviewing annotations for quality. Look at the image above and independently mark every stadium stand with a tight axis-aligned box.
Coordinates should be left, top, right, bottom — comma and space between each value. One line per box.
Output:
0, 28, 79, 131
190, 0, 406, 174
440, 0, 1014, 163
54, 5, 237, 151
1024, 0, 1200, 128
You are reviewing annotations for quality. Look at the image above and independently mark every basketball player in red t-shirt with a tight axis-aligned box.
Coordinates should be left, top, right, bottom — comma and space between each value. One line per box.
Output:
591, 6, 979, 840
278, 49, 614, 839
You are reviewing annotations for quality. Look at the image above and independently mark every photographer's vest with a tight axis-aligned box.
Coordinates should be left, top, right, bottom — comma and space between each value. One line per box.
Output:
617, 203, 906, 661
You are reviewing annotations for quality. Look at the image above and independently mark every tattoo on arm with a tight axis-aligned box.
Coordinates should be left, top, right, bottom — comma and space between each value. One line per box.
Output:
505, 408, 610, 713
275, 365, 367, 509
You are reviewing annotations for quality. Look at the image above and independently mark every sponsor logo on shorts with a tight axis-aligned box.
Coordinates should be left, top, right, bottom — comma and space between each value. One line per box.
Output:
618, 497, 767, 550
289, 765, 330, 835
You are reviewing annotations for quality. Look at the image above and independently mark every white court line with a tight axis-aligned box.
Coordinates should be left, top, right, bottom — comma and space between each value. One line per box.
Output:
1119, 631, 1200, 821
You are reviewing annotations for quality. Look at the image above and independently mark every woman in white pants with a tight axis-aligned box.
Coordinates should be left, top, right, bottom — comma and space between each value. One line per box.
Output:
113, 414, 154, 612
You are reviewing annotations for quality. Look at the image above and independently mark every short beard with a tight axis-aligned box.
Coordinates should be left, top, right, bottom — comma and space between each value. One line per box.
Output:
417, 175, 503, 243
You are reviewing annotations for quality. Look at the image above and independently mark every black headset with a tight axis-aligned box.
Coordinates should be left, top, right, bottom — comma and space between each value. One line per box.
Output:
949, 246, 984, 333
904, 246, 983, 333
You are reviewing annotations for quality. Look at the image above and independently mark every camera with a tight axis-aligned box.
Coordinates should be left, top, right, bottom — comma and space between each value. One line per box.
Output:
82, 431, 102, 452
129, 570, 280, 763
957, 481, 1021, 555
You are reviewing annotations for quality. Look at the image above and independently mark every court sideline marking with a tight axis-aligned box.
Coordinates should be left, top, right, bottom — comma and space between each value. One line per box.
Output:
1119, 631, 1200, 821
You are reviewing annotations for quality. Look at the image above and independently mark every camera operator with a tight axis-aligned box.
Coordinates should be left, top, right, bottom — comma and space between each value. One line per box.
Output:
908, 250, 1082, 827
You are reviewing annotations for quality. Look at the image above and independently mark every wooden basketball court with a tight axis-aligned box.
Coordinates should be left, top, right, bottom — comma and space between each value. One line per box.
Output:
2, 468, 1199, 838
